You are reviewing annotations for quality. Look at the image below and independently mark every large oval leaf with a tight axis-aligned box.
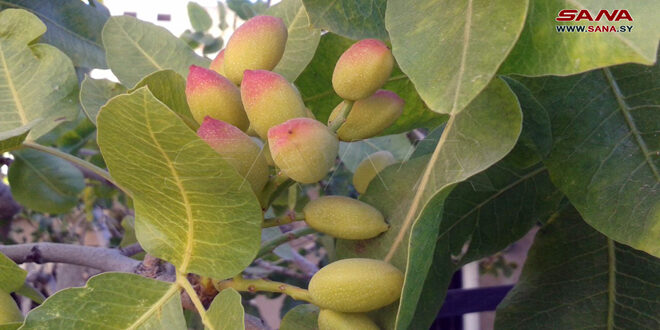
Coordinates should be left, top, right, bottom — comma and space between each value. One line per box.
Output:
337, 78, 523, 329
496, 208, 660, 329
8, 149, 85, 214
0, 0, 109, 69
21, 273, 185, 329
0, 9, 79, 140
510, 56, 660, 257
97, 88, 262, 278
102, 16, 209, 87
295, 33, 446, 134
267, 0, 321, 82
499, 0, 660, 76
302, 0, 388, 40
385, 0, 528, 114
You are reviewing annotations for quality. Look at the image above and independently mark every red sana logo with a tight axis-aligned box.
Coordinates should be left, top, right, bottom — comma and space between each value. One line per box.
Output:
555, 9, 633, 22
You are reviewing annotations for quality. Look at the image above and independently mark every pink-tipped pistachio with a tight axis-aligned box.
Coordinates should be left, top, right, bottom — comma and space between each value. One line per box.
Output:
332, 39, 394, 101
241, 70, 307, 139
197, 117, 269, 193
224, 15, 287, 85
209, 49, 225, 76
268, 118, 338, 184
328, 90, 404, 141
186, 65, 249, 131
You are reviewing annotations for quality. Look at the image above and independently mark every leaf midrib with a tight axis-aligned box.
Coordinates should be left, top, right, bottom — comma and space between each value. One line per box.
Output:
0, 42, 28, 125
114, 19, 163, 72
450, 0, 472, 113
14, 153, 69, 197
142, 93, 194, 272
602, 67, 660, 181
126, 283, 180, 329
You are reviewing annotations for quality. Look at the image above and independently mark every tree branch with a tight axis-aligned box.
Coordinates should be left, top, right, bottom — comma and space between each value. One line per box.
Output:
0, 243, 141, 273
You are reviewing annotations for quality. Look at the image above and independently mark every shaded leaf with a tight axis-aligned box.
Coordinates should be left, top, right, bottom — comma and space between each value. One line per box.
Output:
496, 208, 660, 329
79, 76, 127, 125
267, 0, 321, 82
337, 78, 523, 329
302, 0, 387, 40
97, 88, 262, 278
102, 16, 209, 87
226, 0, 269, 20
338, 133, 413, 172
8, 149, 84, 214
280, 304, 319, 330
129, 70, 198, 130
0, 252, 26, 293
0, 0, 109, 68
0, 121, 40, 153
499, 0, 659, 76
188, 2, 213, 32
14, 282, 45, 304
207, 288, 244, 330
296, 33, 445, 134
385, 0, 528, 114
0, 9, 79, 139
511, 57, 660, 257
21, 273, 186, 329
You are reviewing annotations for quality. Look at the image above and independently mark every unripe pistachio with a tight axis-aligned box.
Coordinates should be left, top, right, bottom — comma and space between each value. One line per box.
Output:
209, 49, 225, 76
241, 70, 307, 139
0, 290, 22, 324
224, 15, 287, 85
303, 196, 388, 239
328, 90, 404, 141
268, 118, 338, 184
353, 151, 397, 194
309, 258, 404, 313
186, 65, 249, 131
197, 117, 269, 193
318, 310, 379, 330
332, 39, 394, 101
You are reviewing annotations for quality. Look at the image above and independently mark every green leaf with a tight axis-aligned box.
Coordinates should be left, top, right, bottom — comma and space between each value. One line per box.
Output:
188, 2, 213, 32
267, 0, 321, 82
295, 33, 445, 134
0, 0, 110, 69
0, 9, 79, 140
0, 252, 26, 293
8, 149, 85, 214
0, 121, 40, 153
302, 0, 387, 40
226, 0, 269, 20
79, 76, 127, 125
129, 70, 198, 131
280, 304, 319, 330
385, 0, 528, 114
97, 88, 262, 278
499, 1, 660, 76
336, 78, 523, 329
338, 133, 412, 172
496, 208, 660, 329
102, 16, 209, 87
207, 288, 244, 330
21, 273, 186, 329
0, 323, 20, 330
14, 282, 45, 304
510, 57, 660, 258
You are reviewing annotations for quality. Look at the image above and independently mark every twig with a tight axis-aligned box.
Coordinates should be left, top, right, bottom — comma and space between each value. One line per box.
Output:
216, 276, 311, 302
261, 211, 304, 228
0, 242, 140, 273
119, 243, 144, 257
256, 227, 315, 259
328, 100, 355, 132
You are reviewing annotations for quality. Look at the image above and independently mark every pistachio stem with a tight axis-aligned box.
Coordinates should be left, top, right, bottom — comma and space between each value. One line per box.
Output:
256, 227, 315, 258
215, 276, 312, 302
328, 100, 354, 132
262, 212, 305, 228
22, 142, 114, 183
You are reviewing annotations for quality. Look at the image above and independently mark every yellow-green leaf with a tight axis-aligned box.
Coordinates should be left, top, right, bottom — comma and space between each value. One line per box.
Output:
0, 253, 26, 294
206, 289, 244, 330
97, 88, 262, 278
